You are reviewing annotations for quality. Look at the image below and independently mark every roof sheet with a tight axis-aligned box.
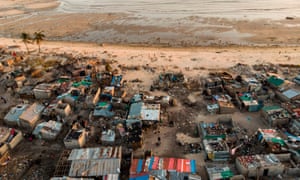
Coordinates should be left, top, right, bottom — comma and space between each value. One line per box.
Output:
68, 146, 122, 160
267, 76, 284, 87
282, 89, 300, 99
68, 147, 122, 177
131, 157, 196, 174
4, 104, 28, 122
128, 102, 160, 121
68, 159, 121, 176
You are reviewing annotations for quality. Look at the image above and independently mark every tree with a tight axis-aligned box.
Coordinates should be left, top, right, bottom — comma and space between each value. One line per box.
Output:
21, 32, 31, 54
33, 31, 45, 53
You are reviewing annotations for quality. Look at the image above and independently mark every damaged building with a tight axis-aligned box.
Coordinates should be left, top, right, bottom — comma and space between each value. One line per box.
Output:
64, 128, 87, 149
32, 120, 63, 140
261, 106, 291, 127
0, 127, 23, 160
128, 102, 161, 125
236, 154, 284, 178
203, 139, 230, 161
198, 122, 227, 140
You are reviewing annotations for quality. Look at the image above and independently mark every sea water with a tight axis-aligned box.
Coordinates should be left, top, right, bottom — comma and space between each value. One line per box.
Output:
57, 0, 300, 20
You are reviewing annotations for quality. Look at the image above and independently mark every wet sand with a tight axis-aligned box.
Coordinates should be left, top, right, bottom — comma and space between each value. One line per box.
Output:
0, 0, 300, 46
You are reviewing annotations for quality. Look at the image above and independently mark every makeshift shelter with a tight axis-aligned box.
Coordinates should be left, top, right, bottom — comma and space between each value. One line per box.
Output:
111, 74, 123, 87
0, 127, 23, 157
276, 88, 300, 102
213, 94, 235, 114
19, 103, 45, 132
33, 120, 63, 140
101, 129, 116, 144
33, 83, 58, 99
93, 102, 114, 118
85, 87, 101, 108
55, 102, 72, 117
4, 104, 28, 126
267, 76, 284, 88
237, 93, 261, 112
100, 86, 115, 101
64, 129, 86, 149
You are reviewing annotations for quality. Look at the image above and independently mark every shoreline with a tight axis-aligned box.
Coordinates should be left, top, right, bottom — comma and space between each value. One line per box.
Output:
3, 37, 300, 52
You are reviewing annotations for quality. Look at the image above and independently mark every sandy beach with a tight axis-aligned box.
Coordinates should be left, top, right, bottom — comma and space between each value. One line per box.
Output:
0, 0, 300, 46
1, 37, 299, 91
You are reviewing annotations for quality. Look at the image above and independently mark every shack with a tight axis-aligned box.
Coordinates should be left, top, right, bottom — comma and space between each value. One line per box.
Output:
101, 129, 116, 145
33, 83, 58, 99
84, 87, 101, 109
261, 106, 291, 127
111, 74, 123, 87
203, 77, 223, 95
236, 154, 284, 178
19, 103, 45, 132
64, 129, 86, 149
276, 88, 300, 102
236, 93, 261, 112
257, 129, 287, 153
267, 75, 284, 89
93, 102, 114, 118
130, 156, 196, 180
213, 94, 235, 114
4, 104, 28, 126
100, 86, 115, 101
244, 77, 261, 92
55, 102, 72, 117
33, 120, 63, 140
0, 127, 23, 158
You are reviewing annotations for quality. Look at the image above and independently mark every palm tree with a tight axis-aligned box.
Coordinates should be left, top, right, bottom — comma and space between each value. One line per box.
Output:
21, 32, 31, 54
33, 31, 45, 53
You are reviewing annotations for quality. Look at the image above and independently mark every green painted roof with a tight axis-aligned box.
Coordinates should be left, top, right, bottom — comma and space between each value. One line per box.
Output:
262, 106, 281, 112
267, 76, 284, 87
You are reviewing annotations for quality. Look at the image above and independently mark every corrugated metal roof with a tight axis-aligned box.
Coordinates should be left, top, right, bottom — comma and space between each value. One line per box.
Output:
131, 157, 196, 174
32, 120, 62, 139
262, 106, 281, 112
267, 76, 284, 87
104, 174, 119, 180
282, 89, 300, 99
68, 146, 122, 160
68, 159, 121, 176
128, 102, 143, 119
68, 147, 122, 177
128, 102, 160, 121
